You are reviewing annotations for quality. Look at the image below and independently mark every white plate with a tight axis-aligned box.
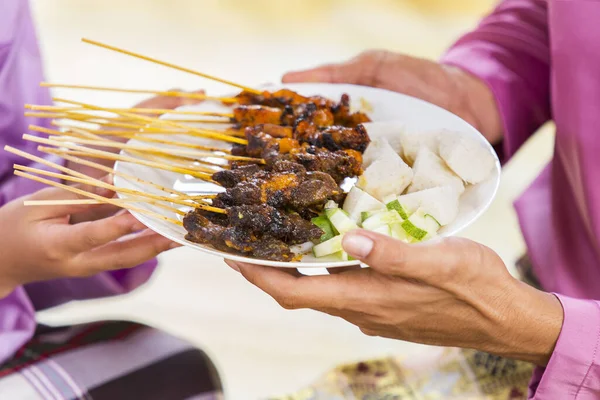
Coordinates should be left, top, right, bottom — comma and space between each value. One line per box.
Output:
114, 83, 500, 268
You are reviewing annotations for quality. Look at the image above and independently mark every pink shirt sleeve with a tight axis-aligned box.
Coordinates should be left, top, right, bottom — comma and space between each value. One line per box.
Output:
440, 0, 551, 161
530, 295, 600, 398
440, 1, 600, 397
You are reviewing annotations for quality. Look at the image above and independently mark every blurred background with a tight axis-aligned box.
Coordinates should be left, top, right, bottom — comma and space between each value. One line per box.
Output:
31, 1, 554, 398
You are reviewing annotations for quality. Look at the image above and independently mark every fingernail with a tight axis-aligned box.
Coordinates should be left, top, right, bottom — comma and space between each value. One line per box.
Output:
343, 233, 373, 258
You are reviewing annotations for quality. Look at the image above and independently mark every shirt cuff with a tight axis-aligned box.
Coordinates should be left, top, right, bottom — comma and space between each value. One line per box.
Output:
529, 294, 600, 398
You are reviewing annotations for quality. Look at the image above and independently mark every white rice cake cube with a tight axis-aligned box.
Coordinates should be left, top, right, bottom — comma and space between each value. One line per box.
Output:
438, 131, 496, 184
407, 147, 464, 194
399, 130, 440, 166
396, 185, 460, 226
357, 146, 413, 201
343, 186, 385, 223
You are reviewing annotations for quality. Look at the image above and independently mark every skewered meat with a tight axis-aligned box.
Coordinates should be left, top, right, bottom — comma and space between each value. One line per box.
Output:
234, 90, 371, 128
183, 206, 311, 261
184, 89, 372, 261
298, 124, 370, 153
214, 168, 340, 210
240, 123, 369, 164
270, 145, 362, 183
332, 93, 371, 127
227, 205, 323, 244
235, 89, 336, 109
233, 105, 283, 127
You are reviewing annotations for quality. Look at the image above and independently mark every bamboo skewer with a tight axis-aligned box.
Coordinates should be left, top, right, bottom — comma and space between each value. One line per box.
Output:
24, 199, 150, 206
27, 134, 257, 166
15, 170, 183, 225
127, 150, 229, 171
54, 97, 247, 145
26, 104, 234, 118
13, 164, 224, 214
38, 146, 190, 198
20, 135, 216, 181
46, 122, 233, 153
26, 111, 232, 125
53, 129, 230, 170
39, 83, 238, 103
6, 146, 195, 215
81, 38, 261, 94
24, 196, 185, 216
50, 120, 183, 135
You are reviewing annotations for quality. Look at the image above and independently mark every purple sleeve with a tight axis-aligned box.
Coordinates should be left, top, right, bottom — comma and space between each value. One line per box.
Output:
529, 295, 600, 398
0, 0, 156, 321
0, 288, 36, 363
440, 0, 551, 161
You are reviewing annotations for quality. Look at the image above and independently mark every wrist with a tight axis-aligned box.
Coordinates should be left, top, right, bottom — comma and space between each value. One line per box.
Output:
442, 65, 503, 144
486, 280, 563, 365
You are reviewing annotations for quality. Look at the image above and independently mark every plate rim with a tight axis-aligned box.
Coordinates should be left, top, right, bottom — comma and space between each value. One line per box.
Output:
114, 82, 500, 268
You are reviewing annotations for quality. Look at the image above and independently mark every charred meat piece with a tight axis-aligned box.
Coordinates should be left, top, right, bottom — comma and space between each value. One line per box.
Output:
184, 208, 296, 261
258, 124, 294, 138
251, 236, 296, 261
288, 171, 340, 209
214, 170, 340, 210
231, 143, 248, 156
270, 145, 362, 183
235, 89, 331, 109
212, 161, 307, 189
244, 126, 301, 159
183, 211, 230, 252
227, 205, 323, 244
268, 160, 307, 174
212, 164, 265, 188
312, 125, 370, 153
286, 103, 334, 128
240, 118, 370, 158
331, 94, 372, 127
233, 105, 283, 127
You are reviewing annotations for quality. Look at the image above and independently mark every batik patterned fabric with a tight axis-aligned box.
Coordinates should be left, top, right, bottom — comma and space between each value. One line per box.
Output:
272, 256, 539, 400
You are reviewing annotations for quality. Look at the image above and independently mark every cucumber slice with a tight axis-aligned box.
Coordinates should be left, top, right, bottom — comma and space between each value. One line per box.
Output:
362, 211, 402, 231
424, 213, 442, 228
313, 235, 344, 258
400, 209, 440, 241
390, 222, 411, 242
400, 220, 428, 241
311, 215, 336, 242
386, 199, 409, 220
325, 208, 358, 234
